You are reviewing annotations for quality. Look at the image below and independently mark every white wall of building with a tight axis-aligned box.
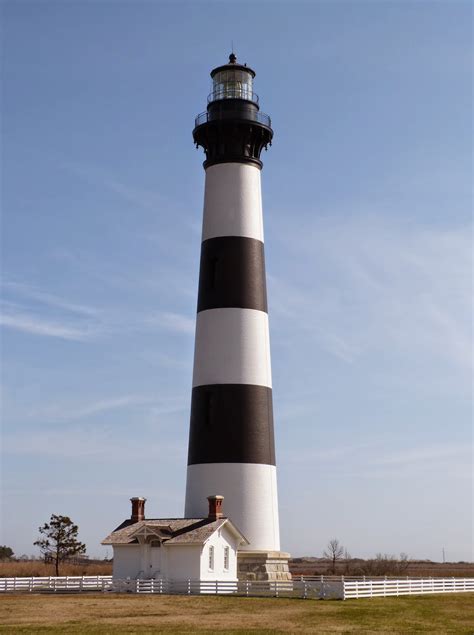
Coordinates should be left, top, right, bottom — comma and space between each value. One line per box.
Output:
164, 544, 201, 580
111, 523, 241, 581
199, 525, 239, 582
113, 545, 141, 579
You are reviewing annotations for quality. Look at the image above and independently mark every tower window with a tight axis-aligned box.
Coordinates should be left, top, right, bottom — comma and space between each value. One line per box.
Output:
209, 256, 218, 289
204, 390, 214, 427
208, 545, 214, 570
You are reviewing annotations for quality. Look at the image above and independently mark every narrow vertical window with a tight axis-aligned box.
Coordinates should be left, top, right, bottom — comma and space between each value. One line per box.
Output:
223, 546, 229, 570
204, 390, 214, 427
209, 256, 218, 289
208, 545, 214, 570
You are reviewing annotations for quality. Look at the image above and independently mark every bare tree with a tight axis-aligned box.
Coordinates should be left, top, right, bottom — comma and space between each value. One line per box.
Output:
34, 514, 86, 576
359, 553, 410, 577
324, 538, 345, 574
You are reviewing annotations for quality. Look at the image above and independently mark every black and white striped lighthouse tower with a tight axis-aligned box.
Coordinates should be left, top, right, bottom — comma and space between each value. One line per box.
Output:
185, 54, 290, 579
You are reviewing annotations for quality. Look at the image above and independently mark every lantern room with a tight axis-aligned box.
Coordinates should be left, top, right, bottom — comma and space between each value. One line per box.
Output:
209, 53, 257, 104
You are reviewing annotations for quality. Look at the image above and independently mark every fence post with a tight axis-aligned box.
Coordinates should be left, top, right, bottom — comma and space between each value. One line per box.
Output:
187, 579, 191, 595
246, 580, 249, 597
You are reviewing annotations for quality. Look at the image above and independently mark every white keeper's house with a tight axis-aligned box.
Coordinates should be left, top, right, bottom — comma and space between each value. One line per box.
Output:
102, 495, 248, 581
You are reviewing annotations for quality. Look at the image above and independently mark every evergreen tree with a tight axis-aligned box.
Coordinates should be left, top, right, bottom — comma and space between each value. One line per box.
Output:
34, 514, 86, 575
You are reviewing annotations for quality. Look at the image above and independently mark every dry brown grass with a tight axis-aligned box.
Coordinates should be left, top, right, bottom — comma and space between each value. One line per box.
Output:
0, 592, 473, 634
290, 559, 474, 578
0, 561, 112, 578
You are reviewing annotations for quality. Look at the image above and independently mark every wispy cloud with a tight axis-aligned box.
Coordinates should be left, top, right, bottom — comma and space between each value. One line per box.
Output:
61, 161, 169, 212
1, 280, 196, 341
373, 443, 470, 466
281, 442, 374, 464
4, 423, 184, 461
268, 214, 472, 371
0, 308, 98, 341
24, 395, 156, 422
144, 311, 195, 335
2, 281, 99, 316
1, 281, 102, 341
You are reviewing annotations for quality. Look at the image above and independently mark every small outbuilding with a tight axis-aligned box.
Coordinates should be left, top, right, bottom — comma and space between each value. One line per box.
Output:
102, 495, 248, 582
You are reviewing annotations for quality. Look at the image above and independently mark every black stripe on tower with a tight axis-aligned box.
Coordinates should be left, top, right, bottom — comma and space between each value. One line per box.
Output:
187, 384, 275, 466
197, 237, 267, 313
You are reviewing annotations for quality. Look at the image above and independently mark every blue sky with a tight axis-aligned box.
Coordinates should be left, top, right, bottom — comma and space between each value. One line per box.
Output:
1, 1, 472, 561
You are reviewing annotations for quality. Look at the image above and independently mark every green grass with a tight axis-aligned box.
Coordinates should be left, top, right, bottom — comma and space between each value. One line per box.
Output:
0, 592, 473, 633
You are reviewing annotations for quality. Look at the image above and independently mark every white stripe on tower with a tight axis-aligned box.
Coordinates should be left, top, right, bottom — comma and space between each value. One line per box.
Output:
186, 55, 279, 552
186, 463, 280, 551
202, 163, 264, 241
193, 308, 272, 388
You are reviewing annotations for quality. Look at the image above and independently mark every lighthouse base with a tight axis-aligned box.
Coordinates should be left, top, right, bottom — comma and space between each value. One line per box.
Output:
237, 551, 292, 582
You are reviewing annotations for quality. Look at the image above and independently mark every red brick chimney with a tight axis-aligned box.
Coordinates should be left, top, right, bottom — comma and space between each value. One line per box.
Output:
130, 497, 146, 522
207, 495, 224, 520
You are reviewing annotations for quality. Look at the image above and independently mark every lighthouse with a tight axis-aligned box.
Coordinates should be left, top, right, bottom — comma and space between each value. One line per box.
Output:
185, 54, 290, 580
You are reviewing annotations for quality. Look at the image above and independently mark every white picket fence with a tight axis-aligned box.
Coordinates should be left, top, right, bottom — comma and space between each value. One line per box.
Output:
0, 576, 340, 599
0, 575, 473, 600
0, 576, 112, 593
343, 577, 474, 599
109, 577, 342, 599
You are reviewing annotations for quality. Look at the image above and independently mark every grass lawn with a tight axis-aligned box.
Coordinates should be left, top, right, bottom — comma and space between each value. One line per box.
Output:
0, 592, 473, 634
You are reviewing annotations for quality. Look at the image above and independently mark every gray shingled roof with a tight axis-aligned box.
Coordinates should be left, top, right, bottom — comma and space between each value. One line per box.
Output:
102, 517, 231, 546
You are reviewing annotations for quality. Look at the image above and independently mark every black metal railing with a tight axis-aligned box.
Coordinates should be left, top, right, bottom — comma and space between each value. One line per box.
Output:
207, 89, 259, 105
194, 109, 271, 128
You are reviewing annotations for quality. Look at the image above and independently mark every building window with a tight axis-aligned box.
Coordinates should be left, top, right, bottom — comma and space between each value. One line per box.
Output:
223, 546, 229, 570
208, 545, 214, 570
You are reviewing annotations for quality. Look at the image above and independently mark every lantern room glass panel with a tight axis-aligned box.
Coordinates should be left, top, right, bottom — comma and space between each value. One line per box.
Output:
212, 70, 253, 101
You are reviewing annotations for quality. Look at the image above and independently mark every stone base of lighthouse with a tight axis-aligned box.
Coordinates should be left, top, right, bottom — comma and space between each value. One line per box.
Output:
237, 551, 292, 582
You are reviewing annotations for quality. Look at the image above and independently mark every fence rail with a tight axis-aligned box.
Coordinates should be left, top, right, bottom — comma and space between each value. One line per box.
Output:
99, 577, 344, 599
0, 576, 112, 593
343, 577, 474, 599
0, 575, 473, 600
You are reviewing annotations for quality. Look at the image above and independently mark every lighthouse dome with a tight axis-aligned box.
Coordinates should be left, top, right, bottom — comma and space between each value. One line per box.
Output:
209, 53, 256, 104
